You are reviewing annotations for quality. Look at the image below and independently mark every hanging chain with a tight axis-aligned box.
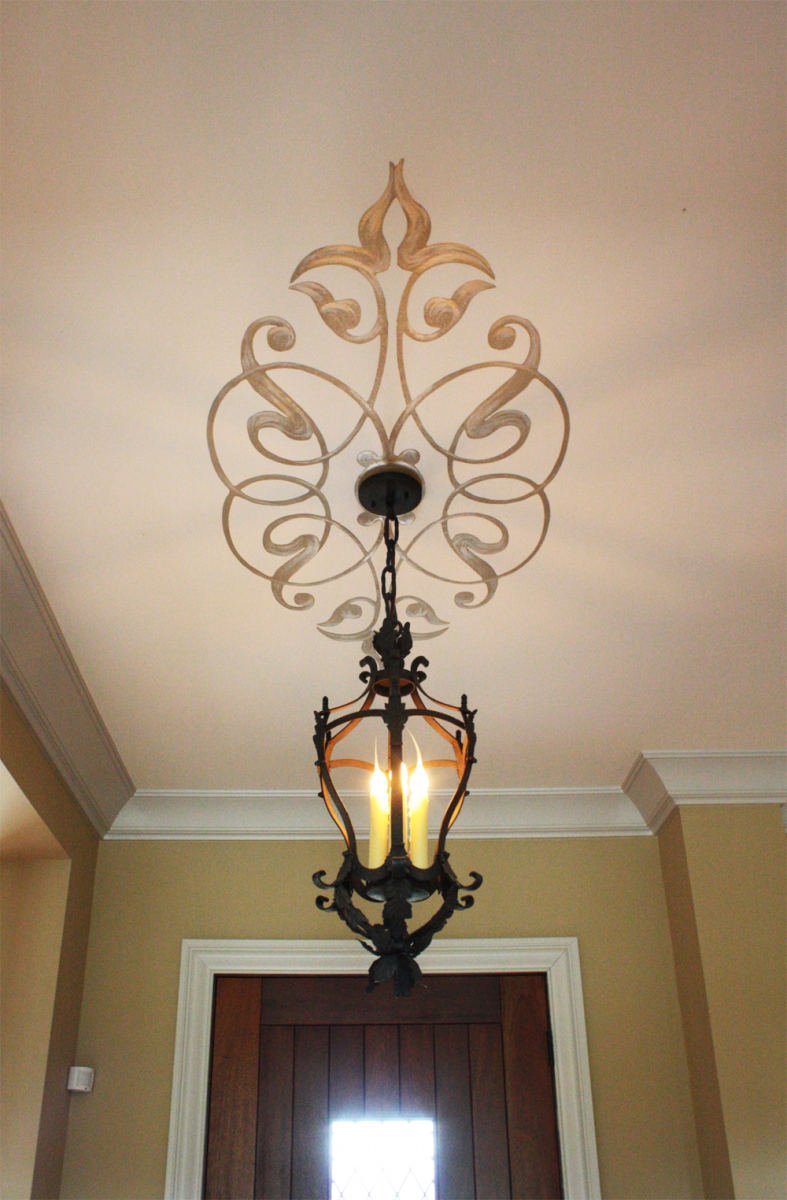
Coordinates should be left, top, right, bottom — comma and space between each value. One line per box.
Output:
380, 497, 399, 623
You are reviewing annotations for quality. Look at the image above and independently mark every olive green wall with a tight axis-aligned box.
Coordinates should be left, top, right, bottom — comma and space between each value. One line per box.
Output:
0, 685, 100, 1200
1, 859, 71, 1199
61, 835, 702, 1200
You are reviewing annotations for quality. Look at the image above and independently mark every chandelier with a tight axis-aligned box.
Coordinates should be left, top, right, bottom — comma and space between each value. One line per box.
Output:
313, 470, 481, 996
207, 162, 569, 995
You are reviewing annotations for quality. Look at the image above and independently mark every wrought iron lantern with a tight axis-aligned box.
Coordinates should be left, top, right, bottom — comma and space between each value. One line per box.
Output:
313, 466, 482, 997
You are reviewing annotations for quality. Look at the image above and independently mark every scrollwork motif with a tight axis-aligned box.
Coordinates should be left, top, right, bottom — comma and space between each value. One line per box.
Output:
207, 160, 569, 638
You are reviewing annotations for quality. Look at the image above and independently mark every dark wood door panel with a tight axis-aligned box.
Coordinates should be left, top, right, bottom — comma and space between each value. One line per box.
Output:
259, 973, 501, 1025
501, 975, 562, 1200
328, 1025, 364, 1118
255, 1026, 294, 1200
291, 1026, 329, 1200
469, 1023, 511, 1199
399, 1024, 436, 1117
206, 973, 563, 1200
364, 1024, 400, 1115
205, 976, 262, 1200
434, 1025, 475, 1200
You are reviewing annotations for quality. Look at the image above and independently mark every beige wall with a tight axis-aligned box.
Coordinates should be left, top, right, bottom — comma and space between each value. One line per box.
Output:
61, 835, 702, 1200
1, 859, 71, 1199
0, 685, 100, 1200
659, 810, 734, 1198
680, 806, 786, 1200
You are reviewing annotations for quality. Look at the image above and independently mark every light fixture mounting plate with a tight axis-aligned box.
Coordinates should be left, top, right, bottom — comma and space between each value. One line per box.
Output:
356, 464, 423, 516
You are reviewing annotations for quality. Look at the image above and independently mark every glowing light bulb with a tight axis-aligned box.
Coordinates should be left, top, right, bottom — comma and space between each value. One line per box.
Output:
370, 745, 388, 805
407, 734, 430, 869
409, 737, 429, 803
368, 744, 389, 868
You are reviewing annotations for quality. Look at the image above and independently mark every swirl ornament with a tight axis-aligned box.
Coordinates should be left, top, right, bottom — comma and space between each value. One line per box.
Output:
208, 160, 569, 641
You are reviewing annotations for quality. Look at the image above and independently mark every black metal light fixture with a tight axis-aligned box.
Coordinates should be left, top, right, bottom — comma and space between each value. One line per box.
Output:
313, 466, 481, 997
207, 163, 570, 996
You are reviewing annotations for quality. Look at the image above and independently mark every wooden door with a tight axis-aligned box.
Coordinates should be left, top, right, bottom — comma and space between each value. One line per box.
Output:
204, 974, 561, 1200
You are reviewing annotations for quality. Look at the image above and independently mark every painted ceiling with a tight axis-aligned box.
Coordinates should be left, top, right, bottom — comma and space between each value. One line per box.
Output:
1, 2, 784, 832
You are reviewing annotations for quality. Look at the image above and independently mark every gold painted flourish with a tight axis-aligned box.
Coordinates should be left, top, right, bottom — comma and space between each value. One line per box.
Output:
207, 161, 569, 644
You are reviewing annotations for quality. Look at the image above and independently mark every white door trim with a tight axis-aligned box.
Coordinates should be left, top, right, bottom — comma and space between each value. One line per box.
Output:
164, 937, 601, 1200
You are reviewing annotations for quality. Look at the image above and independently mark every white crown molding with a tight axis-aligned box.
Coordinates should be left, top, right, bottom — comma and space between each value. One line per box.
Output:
622, 756, 675, 833
623, 750, 787, 833
107, 786, 650, 840
2, 508, 783, 842
164, 937, 601, 1200
0, 504, 134, 835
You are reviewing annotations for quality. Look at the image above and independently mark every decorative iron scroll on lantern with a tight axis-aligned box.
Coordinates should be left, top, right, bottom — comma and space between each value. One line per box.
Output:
313, 467, 481, 997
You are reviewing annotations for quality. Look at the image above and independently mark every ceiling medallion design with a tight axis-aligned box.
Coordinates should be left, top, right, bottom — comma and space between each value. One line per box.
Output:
208, 161, 569, 648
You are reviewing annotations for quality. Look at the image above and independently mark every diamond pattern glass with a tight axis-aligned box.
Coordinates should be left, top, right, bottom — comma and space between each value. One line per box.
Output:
331, 1120, 435, 1200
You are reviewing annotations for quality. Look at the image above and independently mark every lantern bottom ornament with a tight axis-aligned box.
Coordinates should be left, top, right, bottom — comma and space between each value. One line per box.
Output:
312, 480, 482, 997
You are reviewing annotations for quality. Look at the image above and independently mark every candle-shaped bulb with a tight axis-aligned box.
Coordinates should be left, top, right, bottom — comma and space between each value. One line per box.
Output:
368, 744, 390, 869
409, 739, 429, 803
400, 760, 411, 850
407, 734, 430, 869
370, 745, 388, 805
